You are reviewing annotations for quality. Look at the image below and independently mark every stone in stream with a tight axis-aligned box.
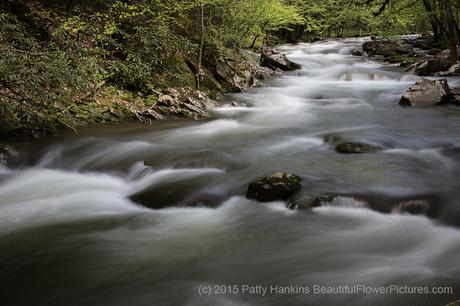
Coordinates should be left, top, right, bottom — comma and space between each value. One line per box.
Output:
288, 193, 370, 210
335, 142, 382, 154
362, 40, 413, 57
246, 172, 302, 202
450, 85, 460, 105
435, 63, 460, 77
260, 46, 301, 71
399, 79, 450, 107
0, 145, 19, 166
351, 49, 363, 56
391, 199, 431, 215
408, 58, 452, 76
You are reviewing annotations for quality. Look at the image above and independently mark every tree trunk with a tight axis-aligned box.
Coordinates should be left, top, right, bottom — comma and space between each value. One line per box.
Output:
250, 35, 259, 49
442, 0, 458, 61
196, 4, 205, 90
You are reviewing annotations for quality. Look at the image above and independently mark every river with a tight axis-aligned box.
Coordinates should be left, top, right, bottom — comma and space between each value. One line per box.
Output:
1, 37, 460, 306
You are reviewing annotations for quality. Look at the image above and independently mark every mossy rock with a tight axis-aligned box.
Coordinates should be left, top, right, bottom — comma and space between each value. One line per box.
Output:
246, 172, 302, 202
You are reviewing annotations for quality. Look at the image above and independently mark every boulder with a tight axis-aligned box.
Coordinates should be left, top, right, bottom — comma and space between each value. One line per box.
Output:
399, 79, 450, 107
435, 63, 460, 77
246, 172, 302, 202
363, 40, 413, 57
335, 142, 382, 154
410, 58, 452, 76
260, 47, 301, 71
351, 49, 363, 56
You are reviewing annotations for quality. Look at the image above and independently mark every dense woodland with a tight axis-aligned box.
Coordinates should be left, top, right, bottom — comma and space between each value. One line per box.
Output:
0, 0, 459, 137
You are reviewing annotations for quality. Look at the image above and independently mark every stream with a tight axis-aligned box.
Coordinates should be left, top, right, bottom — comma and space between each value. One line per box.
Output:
1, 37, 460, 306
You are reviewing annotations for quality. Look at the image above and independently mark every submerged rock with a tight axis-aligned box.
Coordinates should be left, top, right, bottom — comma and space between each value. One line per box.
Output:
288, 194, 369, 210
246, 172, 302, 202
335, 142, 382, 154
260, 46, 301, 71
399, 79, 450, 107
392, 199, 431, 215
450, 85, 460, 105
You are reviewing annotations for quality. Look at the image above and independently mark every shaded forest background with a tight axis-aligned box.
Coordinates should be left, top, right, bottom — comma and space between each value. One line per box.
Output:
0, 0, 457, 137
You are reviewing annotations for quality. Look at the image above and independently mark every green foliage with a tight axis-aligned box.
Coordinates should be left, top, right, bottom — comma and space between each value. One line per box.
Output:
289, 0, 429, 38
0, 0, 304, 137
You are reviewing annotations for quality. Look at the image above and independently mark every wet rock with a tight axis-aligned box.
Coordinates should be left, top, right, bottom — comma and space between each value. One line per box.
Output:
260, 46, 301, 71
450, 85, 460, 105
231, 101, 247, 107
391, 199, 431, 215
0, 145, 19, 166
399, 79, 450, 107
129, 169, 224, 209
288, 194, 337, 209
351, 49, 363, 56
246, 172, 302, 202
335, 142, 382, 154
408, 58, 452, 76
363, 40, 413, 57
435, 63, 460, 77
288, 194, 369, 210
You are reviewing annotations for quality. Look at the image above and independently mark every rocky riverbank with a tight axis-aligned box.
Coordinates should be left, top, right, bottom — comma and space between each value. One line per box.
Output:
136, 47, 299, 122
355, 34, 460, 77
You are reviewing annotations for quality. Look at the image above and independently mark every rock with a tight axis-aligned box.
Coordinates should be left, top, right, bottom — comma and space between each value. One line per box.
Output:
152, 87, 218, 119
288, 194, 337, 209
392, 199, 431, 215
158, 95, 174, 103
214, 50, 275, 92
231, 101, 247, 107
129, 169, 224, 209
410, 58, 452, 76
335, 142, 382, 154
0, 145, 19, 166
363, 40, 413, 57
450, 85, 460, 105
435, 63, 460, 76
260, 46, 301, 71
351, 49, 363, 56
437, 49, 460, 61
246, 172, 302, 202
399, 79, 450, 107
288, 194, 369, 210
370, 35, 377, 41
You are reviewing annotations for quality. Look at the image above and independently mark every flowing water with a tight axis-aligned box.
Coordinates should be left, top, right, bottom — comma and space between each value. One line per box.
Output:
2, 38, 460, 306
